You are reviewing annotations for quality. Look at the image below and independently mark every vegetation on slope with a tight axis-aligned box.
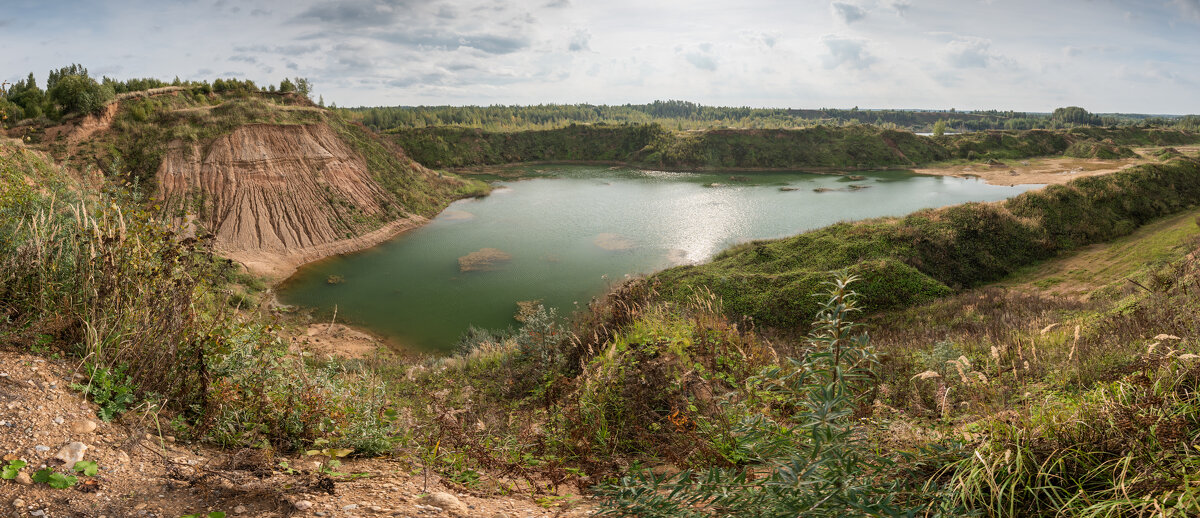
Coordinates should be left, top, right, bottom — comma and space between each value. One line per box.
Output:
387, 123, 1200, 171
653, 155, 1200, 329
0, 144, 397, 453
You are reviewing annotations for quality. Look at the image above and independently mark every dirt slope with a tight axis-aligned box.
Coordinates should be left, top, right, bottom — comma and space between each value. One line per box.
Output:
156, 123, 410, 279
0, 346, 594, 518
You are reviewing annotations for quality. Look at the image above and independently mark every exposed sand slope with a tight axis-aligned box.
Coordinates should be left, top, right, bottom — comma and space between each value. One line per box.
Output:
156, 123, 409, 279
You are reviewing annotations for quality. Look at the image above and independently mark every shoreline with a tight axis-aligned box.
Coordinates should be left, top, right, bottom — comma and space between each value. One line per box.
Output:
223, 214, 429, 284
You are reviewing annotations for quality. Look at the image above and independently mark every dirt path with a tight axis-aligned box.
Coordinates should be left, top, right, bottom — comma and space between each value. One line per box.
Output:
997, 208, 1200, 298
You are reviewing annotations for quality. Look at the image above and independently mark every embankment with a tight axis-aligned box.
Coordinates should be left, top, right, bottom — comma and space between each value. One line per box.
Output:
651, 155, 1200, 328
387, 124, 1200, 171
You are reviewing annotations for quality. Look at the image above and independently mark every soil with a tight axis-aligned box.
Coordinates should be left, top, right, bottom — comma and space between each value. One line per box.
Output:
0, 345, 596, 518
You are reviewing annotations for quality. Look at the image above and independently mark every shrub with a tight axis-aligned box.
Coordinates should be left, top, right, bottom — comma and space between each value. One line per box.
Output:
596, 274, 924, 516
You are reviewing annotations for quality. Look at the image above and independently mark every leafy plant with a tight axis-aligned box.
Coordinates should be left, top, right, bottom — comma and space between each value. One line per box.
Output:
1, 459, 26, 479
71, 362, 137, 421
73, 460, 99, 476
31, 468, 77, 489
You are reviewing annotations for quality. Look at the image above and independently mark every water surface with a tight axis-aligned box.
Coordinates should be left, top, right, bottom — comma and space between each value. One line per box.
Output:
278, 166, 1037, 353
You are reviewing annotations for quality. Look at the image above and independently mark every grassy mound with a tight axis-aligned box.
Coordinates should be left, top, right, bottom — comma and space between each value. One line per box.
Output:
653, 156, 1200, 328
1063, 139, 1138, 159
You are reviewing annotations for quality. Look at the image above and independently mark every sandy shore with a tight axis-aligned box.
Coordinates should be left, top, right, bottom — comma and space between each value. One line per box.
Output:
913, 146, 1199, 186
221, 215, 429, 282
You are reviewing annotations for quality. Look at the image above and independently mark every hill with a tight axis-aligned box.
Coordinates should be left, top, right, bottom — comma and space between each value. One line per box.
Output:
5, 87, 488, 279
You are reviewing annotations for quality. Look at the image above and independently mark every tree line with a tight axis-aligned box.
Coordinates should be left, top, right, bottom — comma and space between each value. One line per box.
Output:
343, 101, 1197, 133
1, 64, 312, 123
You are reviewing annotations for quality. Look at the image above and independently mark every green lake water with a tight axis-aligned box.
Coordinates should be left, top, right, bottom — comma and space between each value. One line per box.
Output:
277, 166, 1038, 353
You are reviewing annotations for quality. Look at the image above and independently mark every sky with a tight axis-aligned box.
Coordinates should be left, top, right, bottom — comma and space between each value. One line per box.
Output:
7, 0, 1200, 113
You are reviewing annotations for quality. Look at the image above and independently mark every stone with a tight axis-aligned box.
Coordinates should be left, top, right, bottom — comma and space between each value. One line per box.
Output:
233, 505, 248, 514
70, 420, 98, 434
12, 499, 24, 509
14, 472, 32, 485
293, 500, 314, 511
54, 442, 88, 465
52, 417, 63, 425
419, 493, 468, 516
342, 504, 359, 510
34, 445, 49, 453
117, 451, 131, 464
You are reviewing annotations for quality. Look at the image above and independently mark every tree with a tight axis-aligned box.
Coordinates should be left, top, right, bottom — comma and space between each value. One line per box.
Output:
293, 77, 311, 99
278, 78, 296, 94
932, 119, 947, 137
1051, 106, 1101, 126
48, 74, 113, 116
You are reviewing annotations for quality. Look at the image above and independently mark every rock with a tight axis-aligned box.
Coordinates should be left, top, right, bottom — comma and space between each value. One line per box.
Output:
419, 492, 468, 516
293, 500, 314, 511
233, 505, 248, 514
54, 441, 88, 464
14, 472, 32, 485
34, 445, 49, 453
52, 417, 63, 425
70, 420, 98, 434
11, 499, 24, 509
117, 451, 130, 463
342, 504, 359, 510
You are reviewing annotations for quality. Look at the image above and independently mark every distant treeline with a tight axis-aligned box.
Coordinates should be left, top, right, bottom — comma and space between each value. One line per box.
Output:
387, 123, 1200, 171
345, 100, 1199, 133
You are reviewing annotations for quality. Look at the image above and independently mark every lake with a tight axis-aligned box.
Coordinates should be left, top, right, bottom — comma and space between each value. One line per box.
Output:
277, 166, 1037, 353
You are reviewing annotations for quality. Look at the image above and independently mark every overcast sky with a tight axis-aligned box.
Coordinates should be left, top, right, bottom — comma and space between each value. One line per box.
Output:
7, 0, 1200, 113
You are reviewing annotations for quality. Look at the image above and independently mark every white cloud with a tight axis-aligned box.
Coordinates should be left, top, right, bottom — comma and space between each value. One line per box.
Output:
822, 36, 875, 69
831, 1, 868, 23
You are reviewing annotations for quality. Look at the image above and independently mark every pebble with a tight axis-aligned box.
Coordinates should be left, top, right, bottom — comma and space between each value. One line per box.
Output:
342, 504, 359, 510
70, 420, 98, 434
419, 493, 468, 516
14, 472, 32, 485
54, 441, 88, 464
52, 417, 63, 425
34, 445, 49, 453
233, 505, 247, 514
12, 499, 24, 509
293, 500, 314, 511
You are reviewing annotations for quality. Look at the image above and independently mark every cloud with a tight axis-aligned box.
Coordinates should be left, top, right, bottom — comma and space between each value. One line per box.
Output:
888, 0, 911, 16
831, 2, 868, 23
291, 0, 412, 28
545, 0, 571, 7
1174, 0, 1200, 19
684, 43, 717, 71
945, 37, 995, 68
822, 36, 875, 69
568, 30, 591, 52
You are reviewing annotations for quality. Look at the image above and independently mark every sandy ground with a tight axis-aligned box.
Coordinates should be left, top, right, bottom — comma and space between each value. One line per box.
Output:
912, 146, 1200, 186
